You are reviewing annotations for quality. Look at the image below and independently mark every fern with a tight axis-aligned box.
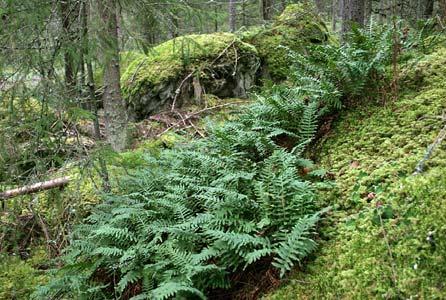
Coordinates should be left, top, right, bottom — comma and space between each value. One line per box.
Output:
31, 18, 430, 299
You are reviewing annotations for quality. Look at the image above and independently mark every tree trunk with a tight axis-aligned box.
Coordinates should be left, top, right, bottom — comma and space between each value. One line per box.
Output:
440, 0, 446, 20
350, 0, 365, 26
229, 0, 237, 32
314, 0, 324, 13
214, 2, 219, 32
424, 0, 435, 18
59, 0, 78, 92
364, 0, 372, 24
98, 0, 128, 152
242, 0, 248, 27
341, 0, 351, 36
82, 0, 111, 192
262, 0, 274, 21
332, 0, 338, 31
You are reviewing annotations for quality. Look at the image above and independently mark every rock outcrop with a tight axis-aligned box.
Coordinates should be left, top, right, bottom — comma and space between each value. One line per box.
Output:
121, 3, 329, 120
121, 33, 259, 120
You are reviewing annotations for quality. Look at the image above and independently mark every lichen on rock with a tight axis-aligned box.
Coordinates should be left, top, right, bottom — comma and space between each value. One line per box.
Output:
243, 2, 329, 80
121, 33, 259, 120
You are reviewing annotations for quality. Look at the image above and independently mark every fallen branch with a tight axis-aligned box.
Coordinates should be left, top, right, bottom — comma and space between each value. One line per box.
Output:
414, 123, 446, 175
157, 101, 245, 137
0, 176, 70, 200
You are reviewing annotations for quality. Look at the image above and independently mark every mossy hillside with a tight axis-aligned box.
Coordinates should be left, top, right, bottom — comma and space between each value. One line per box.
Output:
121, 33, 259, 119
243, 2, 329, 81
266, 48, 446, 299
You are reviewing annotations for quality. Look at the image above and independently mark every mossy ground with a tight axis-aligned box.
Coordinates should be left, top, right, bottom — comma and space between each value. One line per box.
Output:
0, 248, 49, 299
266, 48, 446, 299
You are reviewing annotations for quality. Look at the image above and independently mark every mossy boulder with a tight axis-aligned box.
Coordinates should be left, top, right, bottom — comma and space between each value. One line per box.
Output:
243, 2, 329, 80
121, 33, 259, 120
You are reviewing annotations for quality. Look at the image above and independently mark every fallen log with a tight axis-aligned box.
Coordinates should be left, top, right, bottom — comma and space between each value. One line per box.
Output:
0, 176, 70, 200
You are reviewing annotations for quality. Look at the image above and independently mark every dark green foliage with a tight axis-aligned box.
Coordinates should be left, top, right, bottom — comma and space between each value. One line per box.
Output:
288, 24, 408, 109
34, 69, 330, 299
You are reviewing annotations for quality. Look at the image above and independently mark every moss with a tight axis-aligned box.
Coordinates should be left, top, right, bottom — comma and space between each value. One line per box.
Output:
0, 250, 49, 299
94, 51, 147, 87
243, 2, 329, 80
121, 33, 259, 119
401, 47, 446, 91
265, 48, 446, 299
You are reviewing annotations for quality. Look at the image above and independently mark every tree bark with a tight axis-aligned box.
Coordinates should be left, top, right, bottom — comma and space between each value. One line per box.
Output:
350, 0, 365, 26
261, 0, 274, 21
59, 0, 78, 92
341, 0, 351, 36
229, 0, 237, 32
364, 0, 372, 24
341, 0, 365, 37
440, 0, 446, 20
82, 0, 111, 192
424, 0, 435, 18
98, 0, 128, 152
332, 0, 338, 31
314, 0, 324, 13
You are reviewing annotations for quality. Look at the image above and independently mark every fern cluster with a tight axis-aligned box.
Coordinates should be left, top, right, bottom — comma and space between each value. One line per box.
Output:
287, 23, 424, 109
34, 21, 429, 299
34, 77, 331, 299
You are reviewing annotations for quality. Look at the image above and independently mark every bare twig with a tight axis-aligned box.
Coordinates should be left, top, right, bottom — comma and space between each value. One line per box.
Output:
414, 123, 446, 175
171, 38, 237, 111
158, 101, 244, 137
189, 120, 206, 138
171, 72, 195, 111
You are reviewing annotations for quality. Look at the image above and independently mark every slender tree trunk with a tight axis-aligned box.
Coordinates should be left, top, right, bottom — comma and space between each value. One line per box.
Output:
167, 13, 178, 39
350, 0, 365, 26
364, 0, 372, 24
82, 0, 111, 192
332, 0, 338, 31
214, 2, 219, 32
424, 0, 434, 18
242, 0, 248, 27
261, 0, 274, 21
341, 0, 351, 36
440, 0, 446, 20
314, 0, 324, 13
379, 0, 386, 23
98, 0, 128, 152
229, 0, 237, 32
59, 0, 77, 92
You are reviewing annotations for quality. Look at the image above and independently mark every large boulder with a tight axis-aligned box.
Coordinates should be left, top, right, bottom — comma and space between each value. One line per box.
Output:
243, 2, 329, 81
121, 33, 259, 120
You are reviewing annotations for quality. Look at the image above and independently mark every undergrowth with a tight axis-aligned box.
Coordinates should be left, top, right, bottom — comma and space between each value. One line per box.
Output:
29, 22, 441, 300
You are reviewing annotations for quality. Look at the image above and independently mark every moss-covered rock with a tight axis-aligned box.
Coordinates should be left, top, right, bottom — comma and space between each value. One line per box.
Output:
243, 2, 329, 81
121, 33, 259, 120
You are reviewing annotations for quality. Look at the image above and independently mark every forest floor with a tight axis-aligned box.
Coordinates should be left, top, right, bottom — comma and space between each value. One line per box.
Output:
266, 47, 446, 299
2, 41, 446, 300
